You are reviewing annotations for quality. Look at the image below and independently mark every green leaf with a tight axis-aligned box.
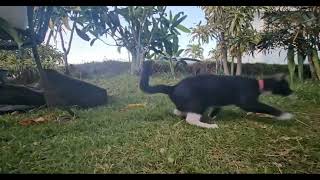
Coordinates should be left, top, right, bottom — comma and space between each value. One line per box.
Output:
75, 27, 90, 41
117, 46, 122, 53
176, 49, 184, 56
172, 15, 187, 28
165, 34, 175, 41
173, 12, 183, 24
0, 17, 23, 48
90, 38, 98, 46
176, 24, 190, 33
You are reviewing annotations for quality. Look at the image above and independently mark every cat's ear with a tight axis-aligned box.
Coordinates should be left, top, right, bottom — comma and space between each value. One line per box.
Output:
273, 73, 286, 81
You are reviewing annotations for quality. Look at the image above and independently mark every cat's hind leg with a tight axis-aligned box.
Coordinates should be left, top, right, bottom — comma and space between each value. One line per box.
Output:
186, 113, 218, 129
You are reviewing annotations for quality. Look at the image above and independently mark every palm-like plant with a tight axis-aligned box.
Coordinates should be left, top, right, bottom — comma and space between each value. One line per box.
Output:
192, 6, 261, 75
208, 46, 223, 75
226, 6, 261, 76
184, 43, 204, 59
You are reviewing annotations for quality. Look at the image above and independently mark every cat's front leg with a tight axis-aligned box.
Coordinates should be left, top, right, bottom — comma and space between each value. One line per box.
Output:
240, 102, 294, 120
186, 113, 218, 129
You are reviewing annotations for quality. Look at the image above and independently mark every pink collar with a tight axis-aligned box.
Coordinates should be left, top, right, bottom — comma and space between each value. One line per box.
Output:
258, 80, 264, 91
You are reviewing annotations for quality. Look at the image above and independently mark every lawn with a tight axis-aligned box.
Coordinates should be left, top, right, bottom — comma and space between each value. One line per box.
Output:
0, 74, 320, 173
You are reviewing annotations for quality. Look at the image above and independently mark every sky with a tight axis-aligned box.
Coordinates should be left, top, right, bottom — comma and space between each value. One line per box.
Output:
50, 6, 217, 64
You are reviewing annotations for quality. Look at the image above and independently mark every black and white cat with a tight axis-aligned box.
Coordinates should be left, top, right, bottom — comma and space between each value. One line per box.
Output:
140, 61, 294, 129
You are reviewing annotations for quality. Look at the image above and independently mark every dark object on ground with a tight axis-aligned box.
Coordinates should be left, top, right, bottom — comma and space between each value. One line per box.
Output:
0, 105, 37, 115
0, 69, 108, 114
0, 84, 45, 106
43, 69, 108, 108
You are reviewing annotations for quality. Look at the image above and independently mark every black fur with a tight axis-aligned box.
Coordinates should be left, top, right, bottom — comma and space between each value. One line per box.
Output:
140, 60, 293, 117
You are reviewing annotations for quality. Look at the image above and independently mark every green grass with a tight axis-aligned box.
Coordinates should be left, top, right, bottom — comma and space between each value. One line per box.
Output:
1, 74, 320, 173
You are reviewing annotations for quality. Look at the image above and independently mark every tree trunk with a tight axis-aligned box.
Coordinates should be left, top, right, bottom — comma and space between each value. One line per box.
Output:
230, 56, 234, 76
236, 46, 242, 76
169, 57, 175, 79
297, 50, 304, 81
307, 54, 318, 80
46, 30, 53, 46
130, 51, 138, 75
215, 60, 219, 74
130, 47, 145, 75
130, 51, 141, 75
287, 45, 296, 84
311, 48, 320, 80
59, 20, 76, 75
63, 54, 69, 75
220, 32, 230, 75
128, 49, 131, 62
27, 6, 57, 107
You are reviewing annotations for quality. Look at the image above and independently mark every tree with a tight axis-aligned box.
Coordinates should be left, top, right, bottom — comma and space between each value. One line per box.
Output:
226, 6, 261, 76
208, 46, 223, 75
184, 43, 204, 59
77, 6, 190, 75
192, 6, 261, 75
199, 6, 230, 75
258, 6, 320, 82
46, 6, 82, 75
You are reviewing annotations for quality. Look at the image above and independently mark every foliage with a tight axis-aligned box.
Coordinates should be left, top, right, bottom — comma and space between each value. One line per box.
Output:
0, 44, 63, 75
257, 6, 320, 81
184, 44, 204, 59
74, 6, 190, 74
192, 6, 261, 75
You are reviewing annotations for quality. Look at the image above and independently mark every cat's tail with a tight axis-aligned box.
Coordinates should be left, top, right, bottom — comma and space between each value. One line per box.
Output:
139, 60, 174, 95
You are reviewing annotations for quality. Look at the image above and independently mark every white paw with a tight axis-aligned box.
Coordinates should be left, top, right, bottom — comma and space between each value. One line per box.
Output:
208, 124, 219, 129
276, 112, 294, 120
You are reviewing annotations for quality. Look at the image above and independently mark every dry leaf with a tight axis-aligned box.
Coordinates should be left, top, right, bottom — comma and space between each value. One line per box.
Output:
33, 117, 46, 123
120, 103, 146, 112
19, 115, 52, 126
19, 119, 34, 126
127, 103, 146, 109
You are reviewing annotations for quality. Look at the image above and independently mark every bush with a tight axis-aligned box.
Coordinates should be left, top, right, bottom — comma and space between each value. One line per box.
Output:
69, 60, 130, 79
0, 44, 63, 84
67, 60, 312, 80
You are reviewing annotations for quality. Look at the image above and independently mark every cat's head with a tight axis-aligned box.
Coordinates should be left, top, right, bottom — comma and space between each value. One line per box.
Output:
264, 73, 293, 96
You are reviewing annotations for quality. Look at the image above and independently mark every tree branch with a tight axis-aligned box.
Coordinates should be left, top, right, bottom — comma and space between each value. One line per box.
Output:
66, 18, 77, 55
59, 26, 67, 53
